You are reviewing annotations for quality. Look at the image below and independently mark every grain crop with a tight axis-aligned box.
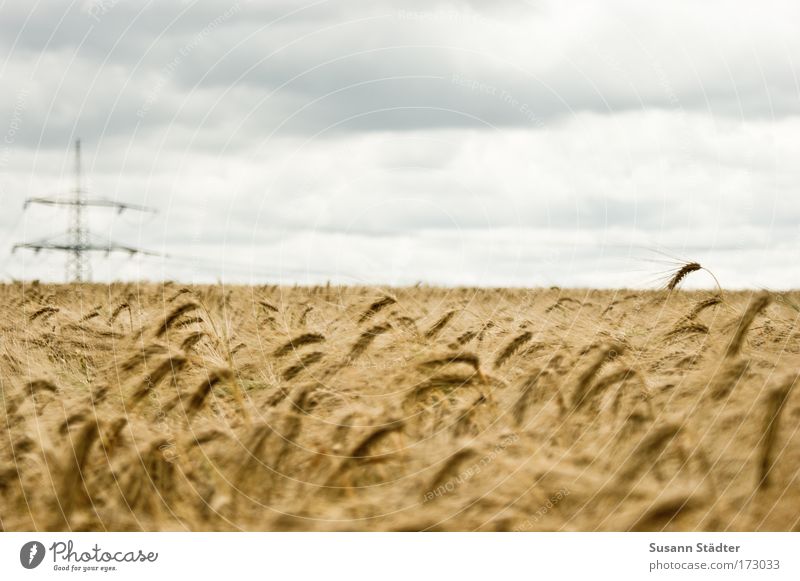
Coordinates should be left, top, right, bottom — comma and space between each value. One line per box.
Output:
1, 283, 799, 531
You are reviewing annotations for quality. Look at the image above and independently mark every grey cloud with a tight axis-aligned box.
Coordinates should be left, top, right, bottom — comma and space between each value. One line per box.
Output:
3, 0, 798, 155
2, 0, 799, 287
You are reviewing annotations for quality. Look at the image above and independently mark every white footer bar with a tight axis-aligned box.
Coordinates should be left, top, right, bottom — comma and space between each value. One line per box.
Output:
1, 533, 797, 580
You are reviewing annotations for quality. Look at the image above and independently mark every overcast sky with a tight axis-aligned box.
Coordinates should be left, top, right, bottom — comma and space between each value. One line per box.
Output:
1, 0, 799, 287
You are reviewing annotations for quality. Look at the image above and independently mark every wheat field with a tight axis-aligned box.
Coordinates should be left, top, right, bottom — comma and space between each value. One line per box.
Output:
1, 282, 799, 531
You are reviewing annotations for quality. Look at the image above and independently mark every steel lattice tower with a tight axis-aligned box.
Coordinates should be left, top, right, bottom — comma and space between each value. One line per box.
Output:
66, 140, 90, 281
13, 139, 157, 282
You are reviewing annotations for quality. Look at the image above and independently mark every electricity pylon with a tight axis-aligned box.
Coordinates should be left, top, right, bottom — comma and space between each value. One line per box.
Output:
12, 139, 157, 282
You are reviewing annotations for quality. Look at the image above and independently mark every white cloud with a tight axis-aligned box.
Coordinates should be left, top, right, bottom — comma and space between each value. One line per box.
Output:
4, 109, 799, 287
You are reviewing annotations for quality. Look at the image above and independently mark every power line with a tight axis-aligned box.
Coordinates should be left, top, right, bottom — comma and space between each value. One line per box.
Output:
12, 139, 157, 282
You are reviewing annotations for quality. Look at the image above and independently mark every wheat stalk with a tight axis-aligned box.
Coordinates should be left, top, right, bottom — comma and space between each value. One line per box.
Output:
756, 373, 799, 489
726, 292, 771, 358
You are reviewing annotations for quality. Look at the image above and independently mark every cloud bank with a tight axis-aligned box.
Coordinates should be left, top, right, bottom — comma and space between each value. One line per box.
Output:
1, 0, 798, 287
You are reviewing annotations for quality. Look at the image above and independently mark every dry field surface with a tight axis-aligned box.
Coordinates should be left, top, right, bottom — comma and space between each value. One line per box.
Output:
1, 283, 799, 531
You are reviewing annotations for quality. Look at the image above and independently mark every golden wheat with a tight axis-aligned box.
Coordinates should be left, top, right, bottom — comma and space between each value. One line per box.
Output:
0, 283, 798, 532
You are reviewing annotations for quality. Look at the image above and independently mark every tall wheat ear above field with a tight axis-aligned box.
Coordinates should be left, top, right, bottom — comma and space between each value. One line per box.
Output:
664, 261, 721, 291
1, 283, 799, 531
